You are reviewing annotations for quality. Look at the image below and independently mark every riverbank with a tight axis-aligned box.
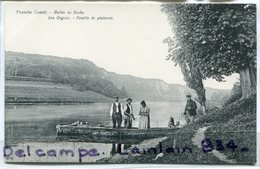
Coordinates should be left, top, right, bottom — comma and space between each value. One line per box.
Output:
99, 93, 256, 164
5, 80, 112, 104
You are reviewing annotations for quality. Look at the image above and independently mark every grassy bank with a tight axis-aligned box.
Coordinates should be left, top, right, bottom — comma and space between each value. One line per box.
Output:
5, 80, 112, 104
101, 93, 256, 164
204, 93, 256, 164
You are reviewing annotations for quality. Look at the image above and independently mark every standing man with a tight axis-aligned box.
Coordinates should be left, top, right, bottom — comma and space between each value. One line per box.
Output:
184, 94, 197, 124
110, 96, 122, 128
123, 98, 135, 129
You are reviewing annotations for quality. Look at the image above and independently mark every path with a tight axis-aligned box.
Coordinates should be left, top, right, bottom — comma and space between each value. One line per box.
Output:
192, 126, 236, 164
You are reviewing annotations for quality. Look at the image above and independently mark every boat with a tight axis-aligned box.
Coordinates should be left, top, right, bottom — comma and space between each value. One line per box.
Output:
56, 123, 180, 143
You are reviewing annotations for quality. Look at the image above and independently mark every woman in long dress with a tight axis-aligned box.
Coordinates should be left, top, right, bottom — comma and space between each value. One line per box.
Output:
138, 100, 150, 129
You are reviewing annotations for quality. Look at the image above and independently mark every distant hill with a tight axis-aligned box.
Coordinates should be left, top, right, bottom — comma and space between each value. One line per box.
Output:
105, 72, 230, 102
5, 51, 230, 102
5, 51, 126, 98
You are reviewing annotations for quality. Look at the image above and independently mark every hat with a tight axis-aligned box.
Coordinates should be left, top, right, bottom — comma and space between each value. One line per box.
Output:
186, 94, 191, 98
126, 98, 132, 101
114, 96, 119, 99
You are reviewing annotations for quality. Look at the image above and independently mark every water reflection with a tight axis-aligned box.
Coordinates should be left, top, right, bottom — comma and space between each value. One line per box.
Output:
6, 102, 186, 127
5, 102, 185, 162
110, 143, 132, 156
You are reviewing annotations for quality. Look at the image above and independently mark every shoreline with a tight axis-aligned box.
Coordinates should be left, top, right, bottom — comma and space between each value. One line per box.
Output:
5, 101, 97, 105
98, 93, 256, 164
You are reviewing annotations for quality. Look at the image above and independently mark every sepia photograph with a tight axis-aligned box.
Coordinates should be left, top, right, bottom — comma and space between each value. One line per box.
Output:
3, 1, 257, 164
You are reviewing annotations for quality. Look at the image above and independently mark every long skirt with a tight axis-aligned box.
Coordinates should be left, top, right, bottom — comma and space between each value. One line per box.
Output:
139, 115, 150, 129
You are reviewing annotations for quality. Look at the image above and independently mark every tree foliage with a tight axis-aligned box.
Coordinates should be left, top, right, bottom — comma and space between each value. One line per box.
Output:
5, 51, 128, 98
161, 4, 256, 82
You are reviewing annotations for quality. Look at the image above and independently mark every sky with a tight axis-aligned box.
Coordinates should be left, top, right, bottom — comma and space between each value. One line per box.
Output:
4, 2, 239, 89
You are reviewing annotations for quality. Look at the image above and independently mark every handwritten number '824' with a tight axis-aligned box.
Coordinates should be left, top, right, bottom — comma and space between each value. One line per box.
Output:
201, 138, 249, 153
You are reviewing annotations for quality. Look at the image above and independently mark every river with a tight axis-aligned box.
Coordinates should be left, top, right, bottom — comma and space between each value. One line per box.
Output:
4, 102, 186, 163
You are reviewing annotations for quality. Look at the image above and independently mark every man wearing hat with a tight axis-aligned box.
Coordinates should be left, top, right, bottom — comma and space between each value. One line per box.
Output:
110, 96, 123, 128
184, 94, 197, 124
123, 98, 135, 129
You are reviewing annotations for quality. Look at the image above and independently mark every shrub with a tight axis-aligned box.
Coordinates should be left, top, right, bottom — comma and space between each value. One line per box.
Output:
223, 82, 242, 106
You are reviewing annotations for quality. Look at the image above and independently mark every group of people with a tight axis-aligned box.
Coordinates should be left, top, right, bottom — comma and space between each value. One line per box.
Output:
109, 94, 197, 129
110, 96, 150, 129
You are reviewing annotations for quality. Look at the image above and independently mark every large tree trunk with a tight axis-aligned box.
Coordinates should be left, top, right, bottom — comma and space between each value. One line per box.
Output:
195, 91, 207, 115
201, 101, 207, 115
239, 64, 256, 97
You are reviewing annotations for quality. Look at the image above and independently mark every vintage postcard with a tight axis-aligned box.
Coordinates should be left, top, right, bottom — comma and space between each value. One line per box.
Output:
2, 1, 257, 164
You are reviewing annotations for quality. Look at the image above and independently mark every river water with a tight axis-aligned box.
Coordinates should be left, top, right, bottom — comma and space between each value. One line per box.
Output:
5, 102, 186, 163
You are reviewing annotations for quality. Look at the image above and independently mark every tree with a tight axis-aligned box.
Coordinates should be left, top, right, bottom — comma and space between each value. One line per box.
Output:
161, 4, 256, 97
162, 5, 208, 114
179, 56, 207, 114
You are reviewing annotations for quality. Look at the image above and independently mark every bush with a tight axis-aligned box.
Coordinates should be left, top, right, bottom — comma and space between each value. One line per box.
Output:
196, 101, 219, 117
223, 82, 242, 106
205, 93, 256, 163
